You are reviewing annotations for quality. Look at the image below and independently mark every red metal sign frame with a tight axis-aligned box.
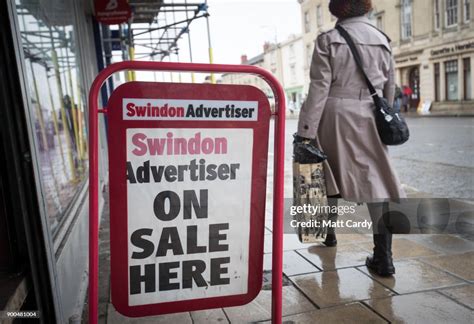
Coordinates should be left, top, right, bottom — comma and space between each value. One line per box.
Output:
108, 82, 270, 316
88, 61, 286, 324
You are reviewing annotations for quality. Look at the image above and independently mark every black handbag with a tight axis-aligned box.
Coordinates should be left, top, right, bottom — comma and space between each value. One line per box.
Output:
336, 25, 409, 146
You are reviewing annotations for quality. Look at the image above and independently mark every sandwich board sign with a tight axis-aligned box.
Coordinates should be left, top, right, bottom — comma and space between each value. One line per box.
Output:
107, 82, 271, 317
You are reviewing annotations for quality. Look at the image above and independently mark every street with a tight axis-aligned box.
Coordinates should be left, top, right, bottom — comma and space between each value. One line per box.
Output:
281, 117, 474, 199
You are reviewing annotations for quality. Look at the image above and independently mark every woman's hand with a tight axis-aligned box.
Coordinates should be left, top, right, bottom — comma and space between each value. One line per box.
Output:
293, 133, 327, 164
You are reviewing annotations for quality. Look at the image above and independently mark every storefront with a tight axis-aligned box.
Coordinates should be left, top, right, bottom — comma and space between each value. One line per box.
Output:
394, 38, 474, 112
430, 40, 474, 109
1, 0, 108, 322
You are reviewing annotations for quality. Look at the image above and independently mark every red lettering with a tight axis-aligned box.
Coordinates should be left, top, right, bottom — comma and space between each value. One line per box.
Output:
126, 103, 135, 116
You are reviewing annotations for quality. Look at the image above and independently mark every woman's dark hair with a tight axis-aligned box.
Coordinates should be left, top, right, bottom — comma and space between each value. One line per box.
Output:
329, 0, 373, 19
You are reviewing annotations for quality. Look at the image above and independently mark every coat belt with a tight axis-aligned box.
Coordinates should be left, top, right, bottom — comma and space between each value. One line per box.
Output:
328, 87, 384, 100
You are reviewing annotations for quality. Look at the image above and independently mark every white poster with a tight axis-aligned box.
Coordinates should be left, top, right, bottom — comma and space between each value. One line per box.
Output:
126, 128, 253, 306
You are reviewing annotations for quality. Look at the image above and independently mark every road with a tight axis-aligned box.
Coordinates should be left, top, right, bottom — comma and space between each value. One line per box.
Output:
273, 117, 474, 199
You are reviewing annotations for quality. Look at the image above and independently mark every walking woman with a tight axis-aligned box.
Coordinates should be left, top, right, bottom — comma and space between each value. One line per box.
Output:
295, 0, 406, 276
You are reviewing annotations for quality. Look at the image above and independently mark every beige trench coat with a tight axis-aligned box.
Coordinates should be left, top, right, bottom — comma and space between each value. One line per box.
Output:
297, 16, 406, 202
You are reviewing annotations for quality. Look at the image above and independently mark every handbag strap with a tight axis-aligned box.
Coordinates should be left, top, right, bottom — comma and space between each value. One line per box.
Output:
335, 25, 379, 99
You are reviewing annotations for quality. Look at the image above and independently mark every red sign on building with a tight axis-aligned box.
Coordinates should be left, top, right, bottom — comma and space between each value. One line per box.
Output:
107, 82, 271, 317
94, 0, 131, 25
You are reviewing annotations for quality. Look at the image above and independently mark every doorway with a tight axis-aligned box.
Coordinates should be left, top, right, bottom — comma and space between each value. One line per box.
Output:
409, 66, 420, 109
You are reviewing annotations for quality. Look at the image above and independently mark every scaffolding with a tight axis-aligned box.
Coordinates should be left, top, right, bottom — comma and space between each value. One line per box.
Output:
102, 0, 213, 82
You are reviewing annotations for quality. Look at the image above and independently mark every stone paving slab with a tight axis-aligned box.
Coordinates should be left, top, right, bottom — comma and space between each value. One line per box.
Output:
406, 234, 474, 254
263, 250, 321, 276
438, 284, 474, 309
357, 238, 441, 260
358, 259, 465, 294
422, 251, 474, 281
222, 285, 315, 323
290, 268, 393, 308
261, 302, 388, 324
107, 304, 193, 324
264, 233, 319, 254
366, 291, 473, 323
296, 244, 370, 271
87, 191, 474, 323
190, 308, 229, 324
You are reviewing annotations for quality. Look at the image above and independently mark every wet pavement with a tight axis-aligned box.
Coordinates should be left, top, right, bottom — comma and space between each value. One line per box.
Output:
83, 116, 474, 323
90, 203, 473, 323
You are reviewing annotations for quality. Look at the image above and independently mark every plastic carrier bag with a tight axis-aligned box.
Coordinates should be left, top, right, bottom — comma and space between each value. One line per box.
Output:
293, 135, 329, 243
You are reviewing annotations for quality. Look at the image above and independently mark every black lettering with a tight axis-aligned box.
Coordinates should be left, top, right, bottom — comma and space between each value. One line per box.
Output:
151, 165, 165, 182
130, 264, 155, 294
248, 108, 255, 118
156, 227, 184, 256
137, 160, 150, 183
154, 191, 180, 221
131, 228, 154, 259
183, 189, 208, 219
187, 225, 207, 254
230, 164, 240, 179
159, 262, 180, 291
218, 164, 230, 180
164, 166, 177, 182
210, 257, 230, 286
186, 104, 195, 117
126, 162, 136, 183
206, 164, 218, 180
209, 223, 229, 252
182, 260, 207, 289
234, 108, 241, 118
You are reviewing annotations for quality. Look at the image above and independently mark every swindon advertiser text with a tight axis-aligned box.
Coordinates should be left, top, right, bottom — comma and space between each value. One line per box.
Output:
127, 131, 242, 295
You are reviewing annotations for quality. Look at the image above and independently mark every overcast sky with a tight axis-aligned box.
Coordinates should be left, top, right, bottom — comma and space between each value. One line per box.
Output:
190, 0, 302, 64
135, 0, 302, 82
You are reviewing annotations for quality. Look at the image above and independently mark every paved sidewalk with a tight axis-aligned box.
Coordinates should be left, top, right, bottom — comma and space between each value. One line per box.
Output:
82, 189, 474, 323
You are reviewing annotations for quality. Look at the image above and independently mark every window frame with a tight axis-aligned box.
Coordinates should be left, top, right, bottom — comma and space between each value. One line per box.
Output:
434, 62, 440, 101
463, 57, 471, 100
434, 0, 441, 30
445, 59, 459, 101
464, 0, 471, 22
446, 0, 459, 27
316, 5, 323, 27
304, 11, 310, 33
401, 0, 413, 40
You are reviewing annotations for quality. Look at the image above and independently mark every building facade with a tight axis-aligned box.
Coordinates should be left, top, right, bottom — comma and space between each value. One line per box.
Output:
298, 0, 337, 94
221, 37, 307, 114
280, 35, 306, 112
372, 0, 473, 111
299, 0, 474, 112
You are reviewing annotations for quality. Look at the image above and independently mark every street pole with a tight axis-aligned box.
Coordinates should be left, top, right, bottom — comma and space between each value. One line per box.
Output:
205, 0, 215, 83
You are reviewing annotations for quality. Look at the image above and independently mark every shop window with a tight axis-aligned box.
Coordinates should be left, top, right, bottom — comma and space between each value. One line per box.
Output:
465, 0, 471, 21
316, 5, 323, 27
15, 0, 88, 236
434, 0, 440, 29
464, 58, 472, 100
304, 11, 310, 33
434, 63, 440, 101
401, 0, 412, 40
446, 0, 459, 26
445, 60, 459, 100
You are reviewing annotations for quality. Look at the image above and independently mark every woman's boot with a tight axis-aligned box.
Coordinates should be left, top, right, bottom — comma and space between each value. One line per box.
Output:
323, 195, 339, 247
366, 233, 395, 276
366, 202, 395, 276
